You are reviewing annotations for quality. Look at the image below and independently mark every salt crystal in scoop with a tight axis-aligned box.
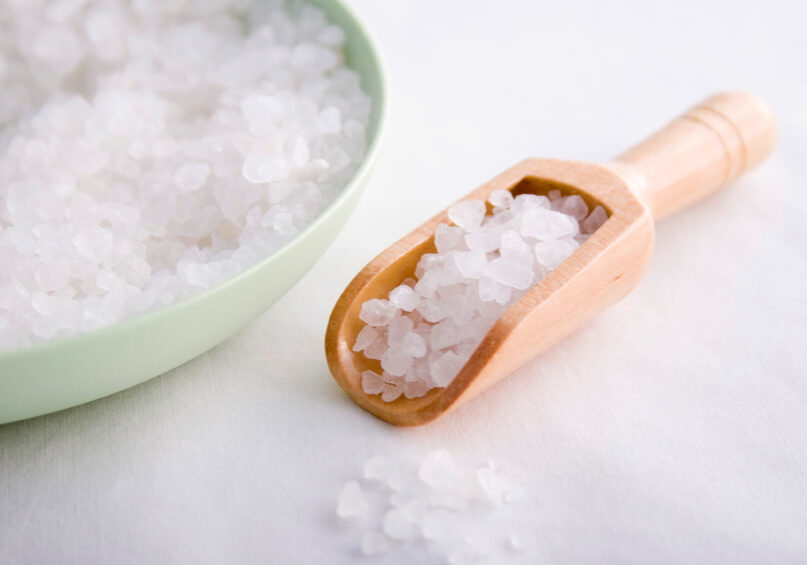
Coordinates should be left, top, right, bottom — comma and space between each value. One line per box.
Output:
353, 191, 596, 400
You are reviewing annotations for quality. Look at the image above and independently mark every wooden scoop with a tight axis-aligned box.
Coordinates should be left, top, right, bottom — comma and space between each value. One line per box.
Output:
325, 92, 777, 426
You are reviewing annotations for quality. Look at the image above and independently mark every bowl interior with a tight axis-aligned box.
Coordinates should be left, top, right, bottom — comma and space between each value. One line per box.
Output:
0, 0, 386, 425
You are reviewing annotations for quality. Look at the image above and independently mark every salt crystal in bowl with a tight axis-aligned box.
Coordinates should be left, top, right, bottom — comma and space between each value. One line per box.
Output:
0, 0, 386, 425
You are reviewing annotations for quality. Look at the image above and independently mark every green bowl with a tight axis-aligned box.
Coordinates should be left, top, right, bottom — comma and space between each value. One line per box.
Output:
0, 0, 386, 425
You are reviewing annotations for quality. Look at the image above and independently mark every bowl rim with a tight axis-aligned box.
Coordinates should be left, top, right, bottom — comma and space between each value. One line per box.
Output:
0, 0, 387, 363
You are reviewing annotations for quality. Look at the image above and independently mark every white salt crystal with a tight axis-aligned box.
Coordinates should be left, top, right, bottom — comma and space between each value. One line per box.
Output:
430, 320, 463, 351
476, 467, 504, 507
415, 269, 441, 298
479, 276, 512, 305
173, 163, 210, 193
559, 194, 589, 219
402, 379, 429, 399
359, 299, 398, 327
364, 455, 394, 483
499, 230, 531, 260
415, 254, 442, 279
340, 452, 529, 562
488, 189, 513, 209
430, 351, 464, 387
381, 383, 403, 402
484, 258, 534, 290
363, 339, 387, 361
353, 326, 378, 352
583, 205, 608, 234
418, 450, 460, 488
520, 208, 578, 241
444, 295, 474, 324
388, 316, 414, 347
453, 250, 487, 279
240, 95, 282, 136
402, 332, 427, 358
336, 481, 368, 520
0, 1, 371, 351
512, 193, 549, 212
448, 200, 486, 231
464, 228, 501, 253
435, 223, 465, 253
317, 107, 342, 134
354, 190, 589, 397
242, 152, 290, 183
534, 239, 577, 270
361, 370, 385, 395
381, 347, 413, 377
72, 227, 114, 264
389, 284, 420, 311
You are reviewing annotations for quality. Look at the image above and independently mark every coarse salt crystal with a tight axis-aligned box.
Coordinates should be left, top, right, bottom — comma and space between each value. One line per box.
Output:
354, 191, 603, 398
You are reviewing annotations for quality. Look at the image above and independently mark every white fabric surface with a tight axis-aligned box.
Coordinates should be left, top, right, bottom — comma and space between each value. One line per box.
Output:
2, 0, 806, 563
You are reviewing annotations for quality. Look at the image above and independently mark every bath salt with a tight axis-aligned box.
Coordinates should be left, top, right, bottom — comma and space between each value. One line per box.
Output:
336, 451, 530, 562
0, 0, 371, 351
355, 192, 608, 400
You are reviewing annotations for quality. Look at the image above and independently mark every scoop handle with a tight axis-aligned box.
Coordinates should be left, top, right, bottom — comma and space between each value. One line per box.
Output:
608, 92, 777, 221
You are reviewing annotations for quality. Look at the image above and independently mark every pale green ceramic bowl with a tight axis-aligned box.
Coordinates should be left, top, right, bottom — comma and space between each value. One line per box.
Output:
0, 0, 385, 425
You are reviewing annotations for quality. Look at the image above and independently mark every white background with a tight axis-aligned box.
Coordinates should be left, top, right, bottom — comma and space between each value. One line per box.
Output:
1, 0, 806, 563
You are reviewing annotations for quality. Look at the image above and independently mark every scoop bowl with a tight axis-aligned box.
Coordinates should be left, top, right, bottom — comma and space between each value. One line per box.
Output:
326, 92, 776, 426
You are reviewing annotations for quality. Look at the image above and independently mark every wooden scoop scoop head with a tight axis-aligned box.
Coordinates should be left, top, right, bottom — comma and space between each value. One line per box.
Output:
325, 92, 777, 426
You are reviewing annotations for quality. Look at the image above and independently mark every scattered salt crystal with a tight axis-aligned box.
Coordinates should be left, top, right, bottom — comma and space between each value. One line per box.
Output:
476, 467, 505, 508
354, 191, 603, 398
418, 450, 460, 488
336, 451, 530, 561
337, 481, 368, 520
364, 455, 394, 483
